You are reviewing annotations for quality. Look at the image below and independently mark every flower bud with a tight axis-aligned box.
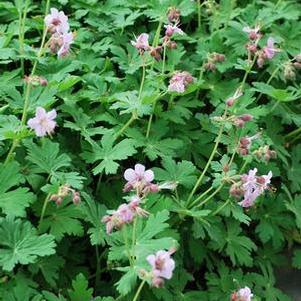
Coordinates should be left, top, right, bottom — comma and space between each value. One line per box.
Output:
56, 197, 63, 205
240, 114, 253, 122
246, 43, 257, 53
204, 62, 216, 71
167, 7, 181, 23
50, 194, 58, 202
226, 98, 234, 107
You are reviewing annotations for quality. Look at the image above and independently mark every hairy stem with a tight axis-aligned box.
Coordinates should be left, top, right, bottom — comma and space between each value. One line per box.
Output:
39, 193, 51, 227
187, 107, 228, 204
132, 280, 146, 301
212, 199, 230, 216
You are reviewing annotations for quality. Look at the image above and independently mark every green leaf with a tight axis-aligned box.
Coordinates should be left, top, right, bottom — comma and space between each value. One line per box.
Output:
68, 274, 93, 301
25, 139, 71, 175
153, 158, 196, 188
39, 201, 84, 241
0, 162, 35, 217
80, 193, 107, 246
285, 195, 301, 230
115, 268, 137, 296
81, 133, 137, 175
0, 217, 56, 271
29, 255, 65, 287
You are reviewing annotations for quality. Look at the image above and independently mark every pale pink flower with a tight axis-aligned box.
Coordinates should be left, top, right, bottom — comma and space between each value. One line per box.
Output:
124, 164, 155, 192
168, 71, 193, 93
263, 37, 280, 59
131, 33, 150, 51
238, 168, 272, 208
57, 32, 74, 57
238, 287, 254, 301
27, 107, 57, 137
147, 250, 175, 281
164, 24, 184, 37
116, 204, 134, 223
45, 8, 69, 34
128, 196, 149, 217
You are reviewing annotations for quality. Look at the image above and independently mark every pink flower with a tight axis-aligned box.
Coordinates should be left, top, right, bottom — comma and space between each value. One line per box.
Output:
45, 8, 69, 34
263, 37, 280, 59
27, 107, 57, 137
57, 32, 74, 57
147, 250, 175, 284
129, 196, 149, 217
131, 33, 150, 51
116, 204, 134, 223
238, 168, 272, 208
237, 287, 254, 301
164, 24, 184, 37
168, 71, 193, 93
124, 164, 155, 193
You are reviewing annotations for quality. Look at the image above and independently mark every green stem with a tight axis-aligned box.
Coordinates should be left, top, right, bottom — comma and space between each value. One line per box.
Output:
18, 0, 30, 76
197, 0, 201, 29
4, 139, 19, 165
122, 226, 133, 266
131, 218, 137, 261
285, 127, 301, 140
212, 199, 230, 216
132, 280, 146, 301
146, 91, 167, 138
95, 245, 101, 289
115, 113, 137, 139
255, 64, 282, 102
187, 107, 228, 205
188, 186, 214, 209
240, 54, 257, 89
195, 183, 224, 209
39, 193, 51, 226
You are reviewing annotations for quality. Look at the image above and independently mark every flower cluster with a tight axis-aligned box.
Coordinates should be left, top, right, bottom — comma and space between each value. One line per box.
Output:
168, 71, 193, 93
27, 107, 57, 137
254, 145, 277, 162
50, 184, 81, 205
204, 52, 225, 72
231, 286, 253, 301
243, 25, 280, 67
283, 54, 301, 80
131, 7, 184, 60
102, 164, 175, 234
237, 134, 259, 156
24, 75, 48, 87
230, 168, 272, 208
45, 8, 74, 57
146, 249, 176, 287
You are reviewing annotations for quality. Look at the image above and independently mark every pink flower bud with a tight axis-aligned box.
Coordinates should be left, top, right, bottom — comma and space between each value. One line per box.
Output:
240, 114, 253, 122
226, 98, 234, 107
204, 62, 216, 71
56, 197, 63, 205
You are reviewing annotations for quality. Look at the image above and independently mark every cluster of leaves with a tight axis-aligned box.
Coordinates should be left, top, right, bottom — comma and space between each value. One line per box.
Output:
0, 0, 301, 300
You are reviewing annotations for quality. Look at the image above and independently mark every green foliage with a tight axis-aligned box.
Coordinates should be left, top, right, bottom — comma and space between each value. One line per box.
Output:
0, 217, 56, 271
0, 0, 300, 300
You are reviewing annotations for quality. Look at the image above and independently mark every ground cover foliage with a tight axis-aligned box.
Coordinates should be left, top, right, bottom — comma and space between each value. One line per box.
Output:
0, 0, 301, 300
